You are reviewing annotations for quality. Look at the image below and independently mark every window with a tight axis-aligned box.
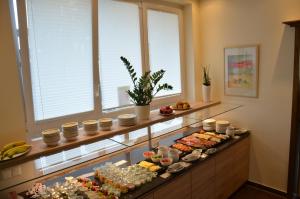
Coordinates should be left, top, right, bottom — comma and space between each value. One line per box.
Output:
99, 0, 142, 110
13, 0, 184, 136
26, 0, 94, 121
147, 9, 182, 97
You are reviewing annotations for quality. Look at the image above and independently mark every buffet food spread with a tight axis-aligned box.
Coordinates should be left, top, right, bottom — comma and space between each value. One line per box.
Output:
21, 120, 248, 199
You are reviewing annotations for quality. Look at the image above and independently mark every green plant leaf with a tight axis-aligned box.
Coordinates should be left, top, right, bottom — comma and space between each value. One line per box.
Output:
121, 56, 173, 105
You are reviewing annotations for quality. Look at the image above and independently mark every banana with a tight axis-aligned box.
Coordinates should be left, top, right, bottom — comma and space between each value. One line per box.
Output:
2, 144, 31, 159
0, 141, 26, 155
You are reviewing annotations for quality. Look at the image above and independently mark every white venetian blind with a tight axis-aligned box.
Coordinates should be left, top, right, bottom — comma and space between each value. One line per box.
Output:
26, 0, 94, 121
99, 0, 142, 110
147, 10, 182, 97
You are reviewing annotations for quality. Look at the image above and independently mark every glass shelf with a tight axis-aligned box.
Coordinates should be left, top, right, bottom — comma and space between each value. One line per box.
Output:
185, 103, 242, 121
0, 102, 243, 194
110, 128, 149, 147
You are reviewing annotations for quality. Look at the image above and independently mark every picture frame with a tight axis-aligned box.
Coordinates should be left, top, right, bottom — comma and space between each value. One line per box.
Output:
224, 45, 259, 97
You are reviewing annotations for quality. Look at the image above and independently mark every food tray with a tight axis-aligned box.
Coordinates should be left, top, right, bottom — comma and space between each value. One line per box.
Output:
137, 160, 166, 175
0, 146, 32, 162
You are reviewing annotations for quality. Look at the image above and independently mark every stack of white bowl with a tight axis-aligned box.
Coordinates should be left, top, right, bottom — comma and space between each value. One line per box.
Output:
202, 119, 216, 131
83, 120, 99, 135
99, 118, 113, 131
216, 120, 230, 134
42, 128, 60, 147
118, 114, 137, 126
62, 122, 79, 141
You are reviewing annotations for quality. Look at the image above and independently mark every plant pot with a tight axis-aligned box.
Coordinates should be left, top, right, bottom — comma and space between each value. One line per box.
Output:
202, 85, 211, 103
135, 104, 150, 120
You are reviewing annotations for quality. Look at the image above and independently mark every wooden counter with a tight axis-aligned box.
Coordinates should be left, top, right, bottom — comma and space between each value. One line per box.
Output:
0, 101, 220, 169
138, 136, 250, 199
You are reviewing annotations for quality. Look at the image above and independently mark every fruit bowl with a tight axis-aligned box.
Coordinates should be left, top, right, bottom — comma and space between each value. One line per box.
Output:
143, 151, 155, 160
172, 101, 191, 110
159, 106, 174, 116
0, 142, 32, 162
160, 157, 173, 166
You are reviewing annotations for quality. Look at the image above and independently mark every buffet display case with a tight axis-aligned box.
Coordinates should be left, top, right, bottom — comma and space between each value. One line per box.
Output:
0, 102, 249, 199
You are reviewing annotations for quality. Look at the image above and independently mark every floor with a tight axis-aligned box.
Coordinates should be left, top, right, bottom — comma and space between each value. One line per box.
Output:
230, 184, 287, 199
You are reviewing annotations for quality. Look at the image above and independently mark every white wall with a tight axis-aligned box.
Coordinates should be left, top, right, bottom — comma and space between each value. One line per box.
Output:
0, 0, 27, 147
197, 0, 300, 192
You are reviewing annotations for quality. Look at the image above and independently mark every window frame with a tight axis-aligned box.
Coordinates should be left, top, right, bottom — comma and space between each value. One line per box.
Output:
14, 0, 186, 137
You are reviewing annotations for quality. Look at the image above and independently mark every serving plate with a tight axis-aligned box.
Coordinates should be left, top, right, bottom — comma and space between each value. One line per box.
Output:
182, 153, 200, 162
0, 146, 32, 162
159, 112, 175, 116
171, 106, 190, 111
167, 162, 185, 173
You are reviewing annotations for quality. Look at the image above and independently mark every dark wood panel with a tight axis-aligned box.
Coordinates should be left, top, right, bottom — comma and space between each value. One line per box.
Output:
191, 158, 215, 199
283, 20, 300, 27
154, 172, 192, 199
215, 137, 250, 199
192, 177, 215, 199
286, 21, 300, 199
139, 193, 153, 199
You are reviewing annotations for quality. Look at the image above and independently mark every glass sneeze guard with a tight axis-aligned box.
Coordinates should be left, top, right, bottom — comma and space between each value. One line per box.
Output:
0, 102, 242, 195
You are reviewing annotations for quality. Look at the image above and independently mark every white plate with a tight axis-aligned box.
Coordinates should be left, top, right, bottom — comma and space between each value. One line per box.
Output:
182, 153, 200, 162
0, 146, 32, 162
167, 162, 185, 173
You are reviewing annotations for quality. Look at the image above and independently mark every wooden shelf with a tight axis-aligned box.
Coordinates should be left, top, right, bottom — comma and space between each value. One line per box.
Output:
0, 101, 220, 169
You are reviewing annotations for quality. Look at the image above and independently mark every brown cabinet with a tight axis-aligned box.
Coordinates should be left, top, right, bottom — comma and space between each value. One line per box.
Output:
153, 172, 191, 199
215, 137, 250, 199
139, 137, 250, 199
191, 157, 215, 199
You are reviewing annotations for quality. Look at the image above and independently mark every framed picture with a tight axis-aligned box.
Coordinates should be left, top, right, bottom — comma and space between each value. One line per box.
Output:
224, 45, 259, 97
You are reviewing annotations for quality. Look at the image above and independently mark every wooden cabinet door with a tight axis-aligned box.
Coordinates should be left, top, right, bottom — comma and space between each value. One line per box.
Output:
215, 137, 250, 199
191, 157, 215, 199
232, 137, 250, 191
215, 145, 235, 199
154, 172, 191, 199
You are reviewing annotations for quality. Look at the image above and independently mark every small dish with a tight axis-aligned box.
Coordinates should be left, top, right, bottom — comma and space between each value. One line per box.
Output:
205, 148, 217, 155
167, 162, 185, 173
182, 153, 200, 162
151, 154, 162, 163
143, 151, 155, 160
192, 149, 203, 155
160, 157, 173, 166
200, 153, 208, 159
159, 106, 174, 115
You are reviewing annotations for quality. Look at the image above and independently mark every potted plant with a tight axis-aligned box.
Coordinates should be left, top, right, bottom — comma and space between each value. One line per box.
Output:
202, 66, 211, 102
121, 56, 173, 120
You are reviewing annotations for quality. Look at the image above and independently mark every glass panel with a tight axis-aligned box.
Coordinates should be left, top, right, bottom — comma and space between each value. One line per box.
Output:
147, 10, 181, 97
184, 103, 242, 121
26, 0, 94, 120
110, 128, 149, 146
99, 0, 142, 110
0, 139, 125, 191
151, 117, 199, 138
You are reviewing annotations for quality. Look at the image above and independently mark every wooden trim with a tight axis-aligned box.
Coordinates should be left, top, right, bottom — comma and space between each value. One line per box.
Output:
0, 101, 220, 169
283, 20, 300, 27
246, 181, 288, 197
286, 23, 300, 199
